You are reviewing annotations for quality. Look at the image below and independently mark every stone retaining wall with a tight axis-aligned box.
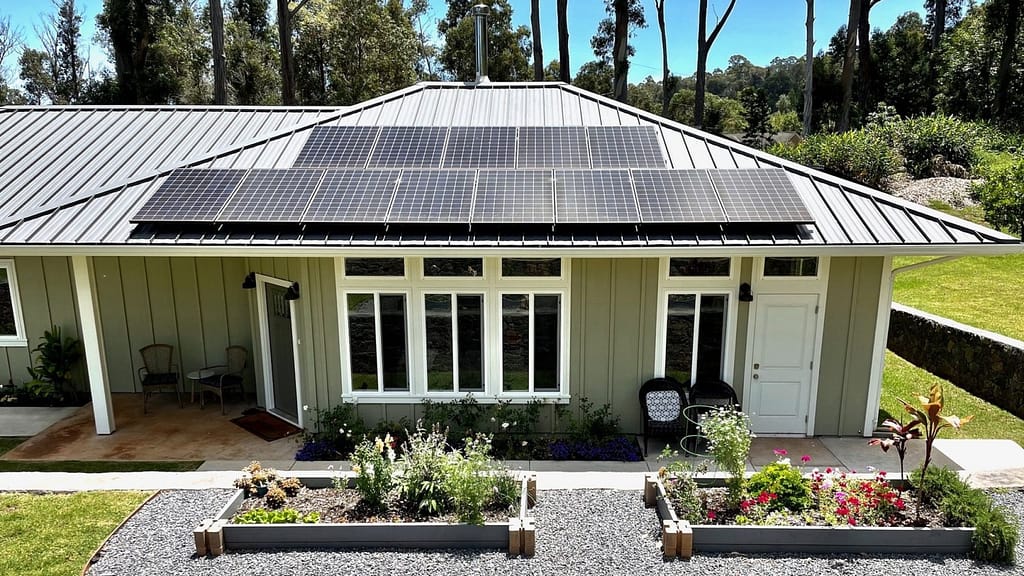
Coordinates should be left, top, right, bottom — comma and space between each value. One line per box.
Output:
888, 303, 1024, 419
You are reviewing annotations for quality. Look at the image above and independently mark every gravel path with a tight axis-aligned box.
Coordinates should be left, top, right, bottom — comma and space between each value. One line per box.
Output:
86, 489, 1024, 576
890, 176, 979, 208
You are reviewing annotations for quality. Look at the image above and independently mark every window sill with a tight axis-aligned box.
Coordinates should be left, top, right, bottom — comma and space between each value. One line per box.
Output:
0, 338, 28, 348
342, 393, 571, 405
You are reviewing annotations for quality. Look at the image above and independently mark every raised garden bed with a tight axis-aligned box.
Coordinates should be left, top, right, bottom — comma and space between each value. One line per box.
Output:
643, 474, 974, 559
195, 473, 537, 557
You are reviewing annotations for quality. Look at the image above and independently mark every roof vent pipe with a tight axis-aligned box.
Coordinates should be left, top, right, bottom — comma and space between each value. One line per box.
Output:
473, 4, 490, 83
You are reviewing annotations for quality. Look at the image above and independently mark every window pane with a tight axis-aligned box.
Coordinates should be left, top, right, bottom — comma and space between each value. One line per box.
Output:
424, 294, 454, 391
457, 295, 485, 391
502, 258, 561, 277
379, 294, 408, 391
764, 257, 818, 277
0, 268, 14, 336
347, 294, 378, 391
664, 294, 696, 385
669, 257, 731, 277
424, 258, 484, 277
533, 295, 560, 391
345, 258, 404, 276
502, 294, 530, 391
696, 295, 728, 381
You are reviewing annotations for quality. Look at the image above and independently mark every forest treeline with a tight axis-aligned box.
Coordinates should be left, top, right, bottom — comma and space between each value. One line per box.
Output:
0, 0, 1020, 135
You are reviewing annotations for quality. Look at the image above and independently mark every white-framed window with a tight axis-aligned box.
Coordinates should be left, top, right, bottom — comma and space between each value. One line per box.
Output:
762, 256, 819, 278
0, 260, 27, 347
667, 257, 733, 278
339, 256, 569, 400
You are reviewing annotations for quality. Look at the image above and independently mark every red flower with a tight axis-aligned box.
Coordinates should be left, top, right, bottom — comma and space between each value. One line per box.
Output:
707, 510, 717, 521
825, 467, 833, 474
740, 500, 753, 512
848, 516, 857, 526
801, 455, 812, 463
836, 506, 850, 516
757, 492, 772, 504
895, 499, 906, 510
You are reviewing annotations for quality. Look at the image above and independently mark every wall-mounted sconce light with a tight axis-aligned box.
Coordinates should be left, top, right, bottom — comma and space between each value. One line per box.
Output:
739, 282, 753, 302
284, 282, 300, 301
242, 272, 256, 289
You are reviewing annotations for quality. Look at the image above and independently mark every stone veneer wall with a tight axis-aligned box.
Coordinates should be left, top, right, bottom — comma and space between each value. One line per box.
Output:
888, 303, 1024, 419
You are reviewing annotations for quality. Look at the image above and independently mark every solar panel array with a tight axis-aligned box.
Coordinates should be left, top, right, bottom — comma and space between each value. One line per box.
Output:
289, 125, 667, 169
131, 167, 815, 227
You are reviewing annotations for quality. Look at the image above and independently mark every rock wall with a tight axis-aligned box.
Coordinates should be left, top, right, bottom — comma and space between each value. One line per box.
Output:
888, 303, 1024, 419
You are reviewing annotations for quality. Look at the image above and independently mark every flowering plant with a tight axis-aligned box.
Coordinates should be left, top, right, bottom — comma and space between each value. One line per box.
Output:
745, 453, 811, 512
699, 407, 753, 505
810, 468, 904, 526
735, 491, 782, 525
350, 433, 397, 511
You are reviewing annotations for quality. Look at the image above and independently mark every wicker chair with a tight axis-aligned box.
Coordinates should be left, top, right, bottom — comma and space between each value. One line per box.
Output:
199, 346, 248, 415
138, 344, 182, 414
638, 376, 691, 456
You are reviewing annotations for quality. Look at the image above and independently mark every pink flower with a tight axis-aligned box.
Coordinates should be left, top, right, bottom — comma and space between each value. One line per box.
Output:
825, 467, 833, 474
848, 516, 857, 526
836, 505, 850, 516
707, 510, 717, 521
801, 455, 811, 463
773, 448, 788, 456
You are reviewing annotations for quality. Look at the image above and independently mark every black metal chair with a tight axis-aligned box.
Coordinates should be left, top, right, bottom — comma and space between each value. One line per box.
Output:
690, 378, 739, 408
638, 376, 691, 456
138, 344, 182, 414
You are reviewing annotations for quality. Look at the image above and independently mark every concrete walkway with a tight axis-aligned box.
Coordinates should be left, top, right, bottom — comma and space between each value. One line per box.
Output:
2, 437, 1024, 492
0, 406, 80, 436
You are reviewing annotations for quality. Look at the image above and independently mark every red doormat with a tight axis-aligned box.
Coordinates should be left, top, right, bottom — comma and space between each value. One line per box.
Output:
231, 409, 302, 442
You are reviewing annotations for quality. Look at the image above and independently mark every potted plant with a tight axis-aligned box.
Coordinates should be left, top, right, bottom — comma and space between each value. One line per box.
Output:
25, 326, 82, 405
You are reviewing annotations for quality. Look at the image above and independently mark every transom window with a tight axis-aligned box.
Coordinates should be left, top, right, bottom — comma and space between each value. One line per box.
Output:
0, 260, 25, 346
663, 293, 729, 385
340, 257, 568, 399
764, 257, 818, 277
669, 257, 731, 277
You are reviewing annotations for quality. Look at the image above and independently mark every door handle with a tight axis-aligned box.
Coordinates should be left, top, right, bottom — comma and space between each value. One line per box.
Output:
753, 374, 759, 379
753, 363, 760, 369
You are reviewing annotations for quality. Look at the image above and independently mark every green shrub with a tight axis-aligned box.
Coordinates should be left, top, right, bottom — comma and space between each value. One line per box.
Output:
560, 397, 621, 440
490, 470, 522, 514
658, 457, 708, 524
870, 114, 986, 178
700, 407, 753, 505
911, 465, 969, 507
972, 503, 1019, 564
972, 155, 1024, 237
940, 487, 989, 526
745, 460, 811, 512
396, 425, 451, 516
442, 434, 496, 525
302, 402, 365, 456
768, 130, 900, 190
234, 508, 319, 524
350, 434, 397, 511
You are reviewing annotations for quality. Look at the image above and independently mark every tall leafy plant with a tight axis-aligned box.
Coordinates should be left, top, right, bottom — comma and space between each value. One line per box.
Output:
26, 325, 82, 402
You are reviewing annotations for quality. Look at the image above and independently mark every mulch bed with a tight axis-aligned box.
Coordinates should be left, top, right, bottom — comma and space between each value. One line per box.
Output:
235, 486, 511, 524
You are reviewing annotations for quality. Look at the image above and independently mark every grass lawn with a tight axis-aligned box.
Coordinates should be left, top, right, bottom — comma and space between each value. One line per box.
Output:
880, 351, 1024, 447
892, 253, 1024, 342
0, 437, 28, 456
0, 491, 152, 576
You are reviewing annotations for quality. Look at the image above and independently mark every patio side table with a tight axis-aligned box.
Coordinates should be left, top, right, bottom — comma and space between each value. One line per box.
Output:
186, 368, 220, 404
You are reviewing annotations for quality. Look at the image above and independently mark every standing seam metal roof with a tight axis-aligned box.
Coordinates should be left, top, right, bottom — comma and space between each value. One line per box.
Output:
0, 83, 1017, 251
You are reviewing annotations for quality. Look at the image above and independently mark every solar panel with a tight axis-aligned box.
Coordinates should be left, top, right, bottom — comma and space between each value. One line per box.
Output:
517, 127, 589, 168
709, 168, 814, 223
442, 127, 517, 168
132, 169, 246, 222
302, 169, 400, 223
218, 169, 324, 222
553, 169, 639, 224
473, 170, 554, 224
588, 126, 668, 168
291, 126, 380, 168
367, 126, 448, 168
631, 169, 726, 223
387, 170, 475, 224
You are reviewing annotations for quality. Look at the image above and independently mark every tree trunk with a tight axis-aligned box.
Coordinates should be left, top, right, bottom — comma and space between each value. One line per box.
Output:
657, 0, 670, 117
277, 0, 296, 105
857, 0, 873, 115
927, 0, 947, 109
996, 0, 1021, 118
839, 0, 860, 132
557, 0, 570, 82
695, 0, 737, 129
211, 0, 226, 105
531, 0, 544, 81
931, 0, 947, 51
612, 0, 629, 102
803, 0, 814, 136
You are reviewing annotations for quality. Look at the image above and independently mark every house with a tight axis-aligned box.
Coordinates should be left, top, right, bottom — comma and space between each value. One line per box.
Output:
0, 82, 1018, 441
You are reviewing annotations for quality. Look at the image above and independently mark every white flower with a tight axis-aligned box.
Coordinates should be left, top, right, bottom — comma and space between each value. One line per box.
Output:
501, 422, 509, 429
779, 457, 791, 466
303, 405, 309, 411
327, 464, 334, 471
521, 441, 528, 447
490, 416, 496, 422
866, 465, 877, 473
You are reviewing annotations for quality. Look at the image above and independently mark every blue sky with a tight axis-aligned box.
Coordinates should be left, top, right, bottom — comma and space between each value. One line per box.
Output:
0, 0, 925, 82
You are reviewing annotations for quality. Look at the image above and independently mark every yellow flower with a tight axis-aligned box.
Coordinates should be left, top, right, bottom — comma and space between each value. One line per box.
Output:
658, 466, 668, 479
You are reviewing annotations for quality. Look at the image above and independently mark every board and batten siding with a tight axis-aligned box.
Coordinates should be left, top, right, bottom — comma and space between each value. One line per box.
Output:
815, 256, 885, 436
0, 256, 83, 387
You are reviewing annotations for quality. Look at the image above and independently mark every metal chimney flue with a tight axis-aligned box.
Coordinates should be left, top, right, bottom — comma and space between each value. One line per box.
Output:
473, 4, 490, 83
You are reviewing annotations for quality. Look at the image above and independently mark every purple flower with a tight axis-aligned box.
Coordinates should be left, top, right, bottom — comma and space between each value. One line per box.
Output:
834, 491, 847, 504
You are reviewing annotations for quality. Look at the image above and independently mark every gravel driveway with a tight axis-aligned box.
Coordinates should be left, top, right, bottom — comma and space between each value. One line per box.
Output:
86, 488, 1024, 576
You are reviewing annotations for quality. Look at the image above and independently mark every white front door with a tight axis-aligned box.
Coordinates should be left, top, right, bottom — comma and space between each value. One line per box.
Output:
748, 294, 818, 434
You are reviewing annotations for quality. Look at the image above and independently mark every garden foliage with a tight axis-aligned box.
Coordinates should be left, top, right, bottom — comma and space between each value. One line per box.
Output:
699, 407, 753, 505
972, 155, 1024, 237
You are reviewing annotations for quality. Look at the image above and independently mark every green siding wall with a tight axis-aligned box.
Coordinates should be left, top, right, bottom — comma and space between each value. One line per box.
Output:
815, 256, 885, 436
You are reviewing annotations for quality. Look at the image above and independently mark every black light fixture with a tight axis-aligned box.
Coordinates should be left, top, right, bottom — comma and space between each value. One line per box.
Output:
739, 282, 753, 302
241, 272, 256, 290
284, 282, 300, 301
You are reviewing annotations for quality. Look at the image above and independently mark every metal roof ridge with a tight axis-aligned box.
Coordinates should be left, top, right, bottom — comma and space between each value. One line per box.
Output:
551, 83, 1020, 245
0, 104, 346, 112
0, 84, 431, 230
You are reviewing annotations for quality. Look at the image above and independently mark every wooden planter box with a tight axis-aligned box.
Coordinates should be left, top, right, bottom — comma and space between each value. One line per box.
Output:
195, 473, 537, 557
644, 474, 974, 559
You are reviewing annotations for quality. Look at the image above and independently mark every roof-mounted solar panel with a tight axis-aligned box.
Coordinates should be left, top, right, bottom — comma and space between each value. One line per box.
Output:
442, 127, 517, 168
709, 168, 814, 224
131, 169, 246, 223
291, 126, 380, 168
473, 170, 554, 224
218, 169, 324, 223
302, 169, 399, 223
367, 126, 447, 168
387, 170, 475, 224
632, 169, 726, 223
588, 126, 668, 168
554, 169, 639, 224
517, 127, 589, 168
